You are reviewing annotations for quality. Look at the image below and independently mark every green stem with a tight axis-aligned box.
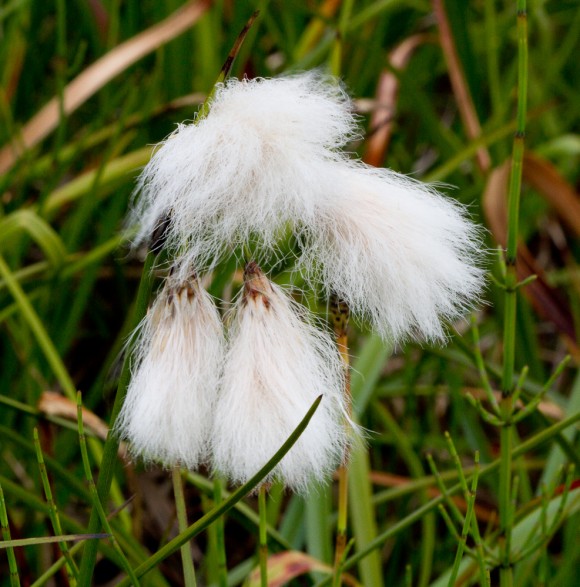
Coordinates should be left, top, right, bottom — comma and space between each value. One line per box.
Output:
484, 0, 502, 118
173, 468, 197, 586
33, 429, 79, 585
330, 295, 351, 585
76, 393, 140, 586
53, 0, 67, 160
78, 251, 154, 584
0, 483, 21, 587
258, 485, 268, 587
499, 3, 527, 586
213, 477, 228, 587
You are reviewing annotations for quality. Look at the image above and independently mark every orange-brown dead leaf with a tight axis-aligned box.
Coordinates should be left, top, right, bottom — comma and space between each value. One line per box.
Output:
37, 391, 127, 457
245, 550, 361, 587
523, 152, 580, 238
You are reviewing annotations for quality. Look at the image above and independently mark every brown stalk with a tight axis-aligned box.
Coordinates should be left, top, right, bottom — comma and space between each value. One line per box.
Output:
363, 34, 428, 167
0, 0, 210, 175
432, 0, 491, 173
331, 296, 350, 582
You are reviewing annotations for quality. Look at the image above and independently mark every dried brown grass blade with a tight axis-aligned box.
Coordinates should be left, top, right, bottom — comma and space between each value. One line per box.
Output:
523, 152, 580, 238
38, 391, 128, 458
38, 391, 109, 440
363, 34, 428, 167
246, 551, 362, 587
218, 10, 260, 81
0, 0, 210, 175
432, 0, 491, 173
483, 161, 577, 344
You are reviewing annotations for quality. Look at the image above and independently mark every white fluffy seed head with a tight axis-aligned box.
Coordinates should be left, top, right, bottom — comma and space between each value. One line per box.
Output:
116, 276, 224, 469
127, 69, 484, 343
300, 162, 486, 343
127, 71, 358, 277
211, 262, 352, 493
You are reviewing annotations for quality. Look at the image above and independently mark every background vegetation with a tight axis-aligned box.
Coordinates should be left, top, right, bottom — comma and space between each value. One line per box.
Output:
1, 0, 579, 585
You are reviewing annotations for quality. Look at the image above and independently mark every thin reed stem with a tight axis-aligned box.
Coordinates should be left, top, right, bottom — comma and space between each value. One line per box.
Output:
499, 3, 528, 586
258, 485, 268, 587
213, 477, 228, 587
33, 428, 78, 585
76, 392, 140, 586
0, 483, 20, 587
173, 468, 197, 586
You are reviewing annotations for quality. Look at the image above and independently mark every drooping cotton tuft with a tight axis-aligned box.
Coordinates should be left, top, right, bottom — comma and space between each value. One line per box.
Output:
128, 72, 358, 277
300, 162, 485, 343
116, 276, 224, 469
211, 262, 351, 493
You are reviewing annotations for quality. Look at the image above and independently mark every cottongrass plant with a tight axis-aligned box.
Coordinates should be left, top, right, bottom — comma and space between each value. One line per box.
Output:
116, 275, 224, 469
120, 69, 485, 491
212, 262, 351, 493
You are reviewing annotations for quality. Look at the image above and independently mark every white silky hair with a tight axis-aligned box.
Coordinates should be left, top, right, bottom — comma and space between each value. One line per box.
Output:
115, 277, 224, 469
300, 162, 486, 343
127, 69, 485, 344
127, 71, 358, 278
211, 264, 351, 493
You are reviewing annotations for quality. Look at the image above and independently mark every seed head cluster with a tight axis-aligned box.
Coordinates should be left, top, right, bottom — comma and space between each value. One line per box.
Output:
118, 71, 485, 491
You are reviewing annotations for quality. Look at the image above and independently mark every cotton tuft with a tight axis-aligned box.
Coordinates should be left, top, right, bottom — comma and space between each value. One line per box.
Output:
128, 71, 358, 277
300, 162, 486, 343
211, 262, 351, 493
116, 277, 224, 469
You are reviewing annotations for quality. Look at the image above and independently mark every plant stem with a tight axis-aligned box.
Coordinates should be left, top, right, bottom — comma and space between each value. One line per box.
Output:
173, 468, 197, 586
33, 428, 78, 585
76, 393, 140, 586
499, 3, 527, 586
213, 477, 228, 587
0, 483, 20, 587
331, 295, 350, 585
258, 485, 268, 587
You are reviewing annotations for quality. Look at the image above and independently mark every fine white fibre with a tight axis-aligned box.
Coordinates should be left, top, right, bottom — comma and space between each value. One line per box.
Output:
211, 262, 351, 493
300, 162, 486, 343
128, 72, 358, 277
116, 277, 224, 469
